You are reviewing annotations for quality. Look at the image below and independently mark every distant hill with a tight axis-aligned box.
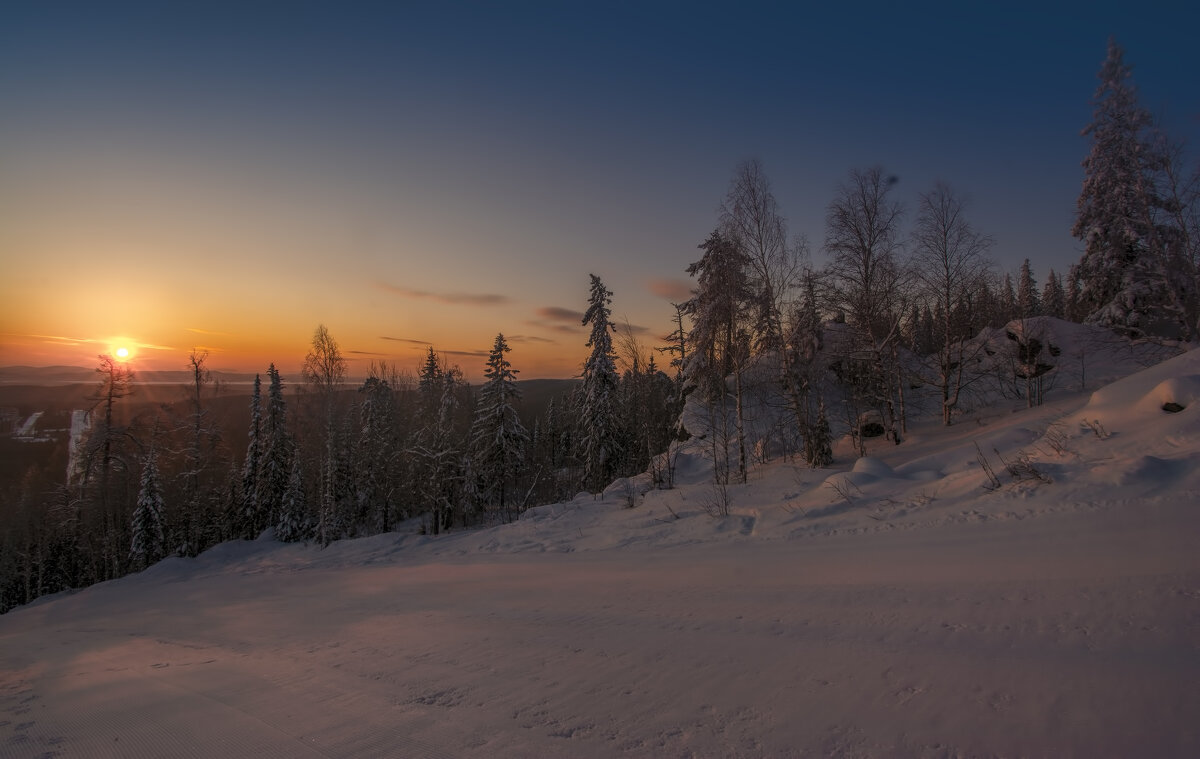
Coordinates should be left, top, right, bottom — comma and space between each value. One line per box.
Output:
0, 365, 260, 385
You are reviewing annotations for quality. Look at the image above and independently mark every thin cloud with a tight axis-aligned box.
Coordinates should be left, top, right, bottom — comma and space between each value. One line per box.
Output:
10, 333, 174, 351
347, 350, 388, 356
186, 327, 231, 336
616, 320, 651, 336
377, 283, 512, 306
380, 336, 433, 345
508, 334, 557, 345
525, 320, 579, 335
536, 306, 586, 323
647, 278, 694, 302
441, 349, 490, 358
10, 333, 94, 346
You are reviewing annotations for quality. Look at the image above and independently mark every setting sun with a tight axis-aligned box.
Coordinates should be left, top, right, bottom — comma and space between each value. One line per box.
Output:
115, 347, 129, 359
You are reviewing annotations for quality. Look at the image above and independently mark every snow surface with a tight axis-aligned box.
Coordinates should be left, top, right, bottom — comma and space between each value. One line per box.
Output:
3, 346, 1199, 758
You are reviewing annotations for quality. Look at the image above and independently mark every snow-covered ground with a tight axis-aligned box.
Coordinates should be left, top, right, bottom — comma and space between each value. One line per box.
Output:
2, 344, 1199, 758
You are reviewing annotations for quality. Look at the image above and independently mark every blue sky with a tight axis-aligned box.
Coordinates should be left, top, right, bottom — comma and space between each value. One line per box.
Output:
1, 2, 1197, 377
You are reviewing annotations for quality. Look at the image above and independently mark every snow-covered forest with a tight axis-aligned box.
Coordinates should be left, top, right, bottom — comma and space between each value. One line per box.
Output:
4, 38, 1195, 612
1, 36, 1199, 757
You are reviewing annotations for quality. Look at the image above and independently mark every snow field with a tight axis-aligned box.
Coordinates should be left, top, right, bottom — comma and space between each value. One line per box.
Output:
2, 346, 1199, 757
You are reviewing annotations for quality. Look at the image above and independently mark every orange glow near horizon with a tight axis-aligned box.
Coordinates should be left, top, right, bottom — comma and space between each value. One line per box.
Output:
0, 320, 596, 383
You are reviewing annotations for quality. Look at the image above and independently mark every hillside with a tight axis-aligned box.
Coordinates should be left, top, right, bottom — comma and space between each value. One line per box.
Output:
1, 345, 1197, 757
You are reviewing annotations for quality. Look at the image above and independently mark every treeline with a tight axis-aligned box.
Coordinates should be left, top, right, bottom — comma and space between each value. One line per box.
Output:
3, 38, 1195, 612
0, 309, 682, 613
674, 39, 1196, 506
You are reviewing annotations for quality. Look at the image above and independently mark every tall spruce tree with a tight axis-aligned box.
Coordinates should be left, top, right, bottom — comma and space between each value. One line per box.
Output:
1042, 269, 1066, 319
683, 229, 753, 483
1072, 39, 1177, 336
276, 456, 310, 542
130, 445, 166, 570
470, 334, 528, 522
1017, 259, 1040, 318
239, 374, 263, 539
579, 274, 621, 492
256, 364, 292, 531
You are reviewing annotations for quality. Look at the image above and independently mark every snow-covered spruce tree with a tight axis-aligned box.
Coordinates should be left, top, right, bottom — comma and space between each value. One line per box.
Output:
1042, 269, 1066, 319
239, 374, 263, 539
357, 370, 397, 534
683, 229, 753, 484
275, 455, 310, 542
130, 445, 166, 570
470, 334, 528, 522
999, 274, 1017, 325
1065, 265, 1085, 322
1072, 39, 1183, 338
423, 369, 464, 534
804, 401, 833, 468
255, 364, 292, 532
411, 349, 446, 527
578, 274, 621, 492
1017, 259, 1040, 319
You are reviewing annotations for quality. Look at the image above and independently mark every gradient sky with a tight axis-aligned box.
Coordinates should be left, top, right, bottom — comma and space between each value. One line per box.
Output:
2, 2, 1197, 381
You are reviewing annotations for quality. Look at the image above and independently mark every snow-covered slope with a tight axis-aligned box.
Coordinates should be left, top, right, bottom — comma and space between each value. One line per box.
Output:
2, 349, 1198, 758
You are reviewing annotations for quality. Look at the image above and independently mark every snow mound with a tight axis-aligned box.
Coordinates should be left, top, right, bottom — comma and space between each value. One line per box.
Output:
1137, 374, 1200, 413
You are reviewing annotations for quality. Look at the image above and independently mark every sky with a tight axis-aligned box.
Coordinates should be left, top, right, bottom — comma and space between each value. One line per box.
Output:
1, 2, 1198, 381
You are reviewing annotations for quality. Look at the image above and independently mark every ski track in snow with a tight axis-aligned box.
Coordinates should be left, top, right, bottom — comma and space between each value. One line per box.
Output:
3, 339, 1200, 757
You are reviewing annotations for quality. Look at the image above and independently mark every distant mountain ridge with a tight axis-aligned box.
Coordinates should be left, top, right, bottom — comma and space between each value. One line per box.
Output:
0, 365, 260, 385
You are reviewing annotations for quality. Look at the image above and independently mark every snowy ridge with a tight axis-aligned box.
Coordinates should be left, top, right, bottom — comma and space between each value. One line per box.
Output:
2, 346, 1199, 757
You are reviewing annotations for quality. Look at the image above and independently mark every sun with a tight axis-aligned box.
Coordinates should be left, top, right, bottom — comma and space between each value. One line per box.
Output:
115, 347, 130, 360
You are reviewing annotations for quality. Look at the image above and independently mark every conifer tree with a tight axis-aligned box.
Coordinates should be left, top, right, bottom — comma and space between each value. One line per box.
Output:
357, 371, 397, 533
1065, 265, 1085, 322
1042, 269, 1066, 319
276, 456, 310, 542
804, 401, 834, 468
130, 445, 166, 570
470, 334, 528, 521
1072, 39, 1182, 336
1017, 259, 1040, 318
239, 374, 262, 539
1000, 274, 1017, 324
424, 370, 463, 533
579, 274, 621, 492
684, 229, 754, 482
256, 364, 292, 531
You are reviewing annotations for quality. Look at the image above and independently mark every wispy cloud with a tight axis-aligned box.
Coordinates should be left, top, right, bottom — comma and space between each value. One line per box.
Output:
7, 333, 174, 351
615, 320, 651, 336
537, 306, 585, 323
441, 349, 490, 358
507, 334, 557, 345
380, 336, 433, 345
647, 278, 694, 302
186, 327, 231, 336
9, 332, 94, 346
377, 283, 512, 306
347, 350, 388, 356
